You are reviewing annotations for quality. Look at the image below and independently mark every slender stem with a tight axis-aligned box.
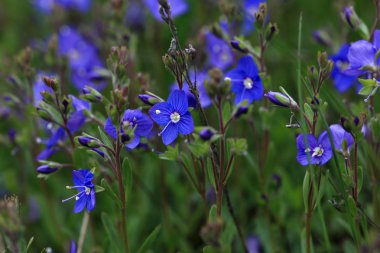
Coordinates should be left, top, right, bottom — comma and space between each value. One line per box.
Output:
216, 99, 225, 217
306, 176, 314, 253
77, 212, 90, 253
353, 142, 358, 204
370, 0, 380, 41
114, 138, 129, 253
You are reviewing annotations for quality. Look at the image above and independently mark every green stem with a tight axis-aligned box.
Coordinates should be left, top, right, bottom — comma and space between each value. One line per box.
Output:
77, 212, 90, 253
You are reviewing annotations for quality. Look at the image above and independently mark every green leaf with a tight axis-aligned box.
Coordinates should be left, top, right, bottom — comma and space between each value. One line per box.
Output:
209, 204, 217, 222
137, 225, 161, 253
101, 213, 123, 253
98, 126, 113, 148
227, 138, 247, 156
358, 86, 374, 96
159, 145, 178, 161
222, 102, 231, 126
188, 141, 210, 158
304, 103, 313, 124
357, 166, 363, 194
206, 159, 216, 189
302, 171, 310, 210
95, 185, 105, 193
101, 179, 121, 207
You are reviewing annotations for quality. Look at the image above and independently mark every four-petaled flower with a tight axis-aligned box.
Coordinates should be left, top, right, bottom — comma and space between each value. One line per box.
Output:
296, 131, 332, 166
104, 109, 153, 149
149, 90, 194, 145
63, 169, 96, 213
346, 30, 380, 75
225, 56, 264, 105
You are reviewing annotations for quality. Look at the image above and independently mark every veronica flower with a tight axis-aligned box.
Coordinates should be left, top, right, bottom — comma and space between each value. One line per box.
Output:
296, 131, 332, 166
246, 235, 262, 253
346, 30, 380, 75
171, 70, 212, 108
330, 44, 358, 92
149, 90, 194, 145
69, 241, 77, 253
63, 169, 95, 213
205, 32, 234, 70
225, 56, 264, 105
329, 124, 354, 154
58, 26, 106, 90
104, 109, 153, 149
144, 0, 188, 21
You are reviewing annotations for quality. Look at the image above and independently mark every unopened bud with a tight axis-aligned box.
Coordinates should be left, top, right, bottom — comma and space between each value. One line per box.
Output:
82, 86, 103, 103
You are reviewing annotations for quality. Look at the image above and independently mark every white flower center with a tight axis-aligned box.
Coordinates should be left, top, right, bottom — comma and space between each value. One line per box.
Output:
243, 78, 253, 89
155, 110, 161, 114
170, 112, 181, 123
312, 146, 324, 157
85, 187, 91, 195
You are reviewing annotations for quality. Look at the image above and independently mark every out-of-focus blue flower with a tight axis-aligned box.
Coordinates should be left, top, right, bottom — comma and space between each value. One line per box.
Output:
149, 90, 194, 145
36, 164, 58, 174
58, 26, 106, 90
63, 169, 95, 213
125, 1, 145, 30
246, 235, 262, 253
32, 0, 91, 13
171, 70, 212, 108
225, 56, 264, 105
205, 32, 234, 70
69, 241, 77, 253
144, 0, 188, 20
33, 73, 55, 105
329, 124, 354, 154
346, 30, 380, 75
242, 0, 266, 34
296, 131, 332, 166
330, 44, 358, 92
104, 109, 153, 149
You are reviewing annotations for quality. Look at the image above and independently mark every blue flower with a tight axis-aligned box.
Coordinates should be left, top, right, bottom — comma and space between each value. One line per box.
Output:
171, 70, 212, 108
205, 32, 234, 70
296, 131, 332, 166
58, 26, 106, 90
69, 241, 77, 253
329, 124, 354, 154
330, 44, 358, 92
225, 56, 264, 105
242, 0, 266, 34
246, 235, 262, 253
346, 30, 380, 75
32, 0, 91, 13
104, 109, 153, 149
144, 0, 188, 21
63, 169, 96, 213
149, 90, 194, 145
32, 0, 55, 13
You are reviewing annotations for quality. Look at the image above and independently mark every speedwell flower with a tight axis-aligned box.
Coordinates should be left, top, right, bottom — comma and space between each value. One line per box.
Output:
104, 109, 153, 149
296, 131, 332, 166
62, 169, 95, 213
329, 124, 354, 154
225, 56, 264, 105
149, 90, 194, 145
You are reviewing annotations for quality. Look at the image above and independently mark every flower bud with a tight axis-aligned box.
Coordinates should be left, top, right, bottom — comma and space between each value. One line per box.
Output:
312, 30, 332, 47
42, 76, 59, 92
234, 105, 249, 118
76, 136, 101, 148
36, 107, 52, 122
90, 148, 105, 158
36, 164, 58, 174
264, 91, 298, 109
266, 23, 278, 41
230, 40, 248, 53
343, 6, 358, 29
40, 90, 55, 104
82, 86, 103, 103
199, 128, 215, 141
138, 94, 162, 106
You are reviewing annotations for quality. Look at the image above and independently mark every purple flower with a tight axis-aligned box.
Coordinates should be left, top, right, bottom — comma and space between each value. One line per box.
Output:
264, 91, 298, 108
171, 71, 212, 108
199, 128, 214, 141
32, 0, 91, 13
63, 169, 96, 213
329, 124, 354, 153
149, 90, 194, 145
330, 44, 358, 92
36, 164, 58, 174
58, 26, 106, 90
296, 131, 332, 166
69, 241, 77, 253
144, 0, 188, 21
205, 32, 234, 70
104, 109, 153, 149
32, 0, 55, 13
225, 56, 264, 105
346, 30, 380, 75
246, 235, 262, 253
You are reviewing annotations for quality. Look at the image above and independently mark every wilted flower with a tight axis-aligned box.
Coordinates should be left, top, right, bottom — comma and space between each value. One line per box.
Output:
62, 169, 96, 213
225, 56, 264, 105
296, 131, 332, 166
149, 90, 194, 145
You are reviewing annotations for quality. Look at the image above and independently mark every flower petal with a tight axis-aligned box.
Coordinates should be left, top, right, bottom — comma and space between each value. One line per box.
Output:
87, 190, 96, 211
149, 102, 173, 125
73, 169, 94, 186
347, 40, 376, 74
296, 134, 317, 166
237, 56, 259, 77
104, 117, 117, 139
135, 113, 153, 137
126, 135, 140, 149
167, 90, 188, 115
177, 112, 194, 135
161, 123, 178, 145
67, 111, 86, 133
74, 194, 87, 213
329, 124, 354, 152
